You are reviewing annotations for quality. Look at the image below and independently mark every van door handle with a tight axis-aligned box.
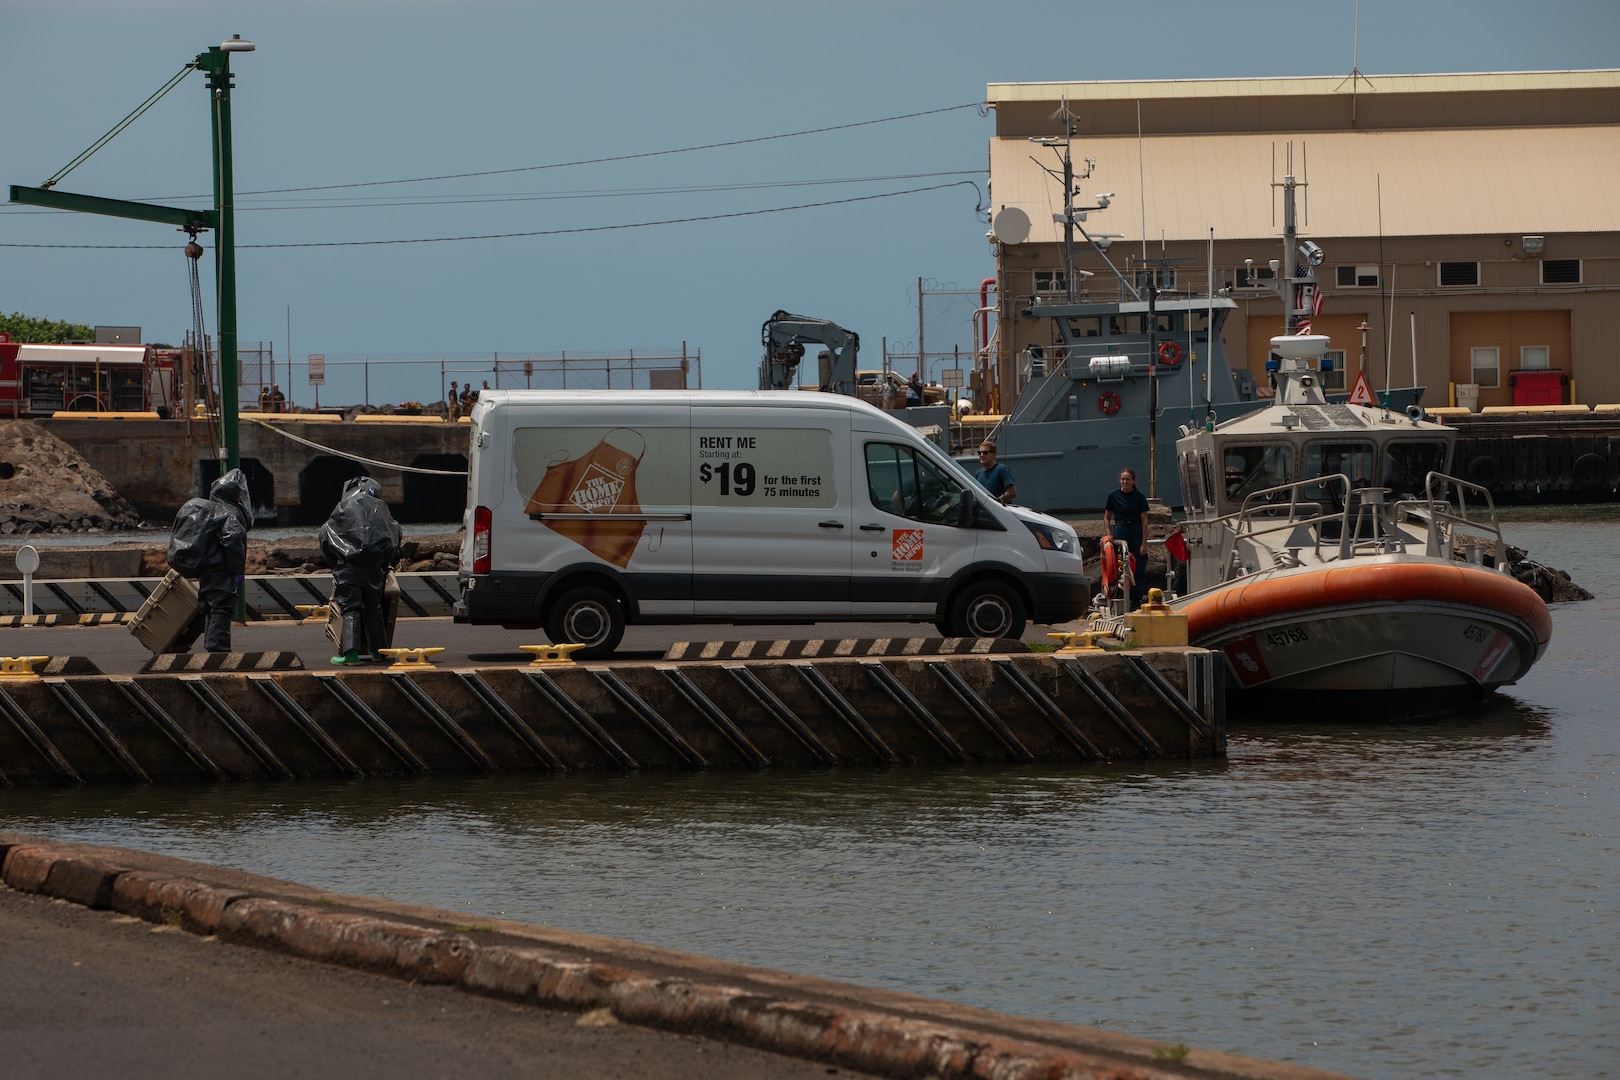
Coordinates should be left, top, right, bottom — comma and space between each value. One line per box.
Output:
818, 520, 845, 529
859, 524, 886, 531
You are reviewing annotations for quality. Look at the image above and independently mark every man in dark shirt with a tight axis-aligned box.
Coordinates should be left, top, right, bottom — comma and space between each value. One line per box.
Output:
974, 442, 1016, 504
1103, 468, 1151, 608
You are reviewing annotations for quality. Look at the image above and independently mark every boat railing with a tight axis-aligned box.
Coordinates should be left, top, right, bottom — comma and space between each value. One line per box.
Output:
1389, 471, 1510, 569
1224, 474, 1355, 570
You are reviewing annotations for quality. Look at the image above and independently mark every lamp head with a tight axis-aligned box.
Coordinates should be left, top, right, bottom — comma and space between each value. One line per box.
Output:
221, 34, 256, 52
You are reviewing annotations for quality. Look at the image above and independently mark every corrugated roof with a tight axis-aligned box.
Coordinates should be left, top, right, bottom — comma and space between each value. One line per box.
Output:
16, 344, 147, 365
989, 126, 1620, 241
987, 70, 1620, 103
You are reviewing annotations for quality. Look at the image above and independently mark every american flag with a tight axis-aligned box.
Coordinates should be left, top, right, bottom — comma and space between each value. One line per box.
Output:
1295, 266, 1324, 334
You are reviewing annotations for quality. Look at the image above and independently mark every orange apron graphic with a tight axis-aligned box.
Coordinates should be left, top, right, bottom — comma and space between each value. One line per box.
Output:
525, 429, 647, 568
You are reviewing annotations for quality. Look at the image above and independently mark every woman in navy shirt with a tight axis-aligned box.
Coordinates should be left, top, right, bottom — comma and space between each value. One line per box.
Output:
1102, 468, 1151, 607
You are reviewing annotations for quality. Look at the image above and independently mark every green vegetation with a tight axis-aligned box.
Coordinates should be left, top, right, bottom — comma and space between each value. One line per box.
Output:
1152, 1042, 1191, 1062
0, 311, 94, 343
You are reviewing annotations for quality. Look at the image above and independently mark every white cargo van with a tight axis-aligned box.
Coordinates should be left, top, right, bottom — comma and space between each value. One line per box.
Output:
457, 390, 1087, 658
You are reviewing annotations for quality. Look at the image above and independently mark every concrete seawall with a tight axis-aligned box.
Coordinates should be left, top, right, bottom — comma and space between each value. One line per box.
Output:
0, 646, 1223, 784
0, 832, 1353, 1080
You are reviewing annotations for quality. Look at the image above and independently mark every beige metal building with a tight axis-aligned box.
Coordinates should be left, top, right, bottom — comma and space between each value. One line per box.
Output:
984, 71, 1620, 412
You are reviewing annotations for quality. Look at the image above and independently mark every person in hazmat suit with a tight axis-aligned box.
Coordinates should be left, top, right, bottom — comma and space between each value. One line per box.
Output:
319, 476, 403, 665
166, 468, 254, 653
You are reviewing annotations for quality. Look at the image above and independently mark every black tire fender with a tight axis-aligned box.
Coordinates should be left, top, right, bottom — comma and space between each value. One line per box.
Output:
1466, 454, 1502, 491
1573, 453, 1608, 491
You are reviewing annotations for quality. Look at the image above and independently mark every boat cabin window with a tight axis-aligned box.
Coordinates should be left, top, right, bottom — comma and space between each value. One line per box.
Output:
1066, 317, 1103, 338
1109, 315, 1145, 336
865, 442, 966, 526
1304, 441, 1377, 508
1184, 311, 1211, 332
1180, 453, 1204, 511
1222, 444, 1294, 505
1153, 313, 1174, 335
1200, 453, 1217, 508
1382, 440, 1449, 497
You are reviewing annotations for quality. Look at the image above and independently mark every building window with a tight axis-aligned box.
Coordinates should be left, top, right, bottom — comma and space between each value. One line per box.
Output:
1471, 346, 1500, 388
1336, 265, 1381, 288
1237, 265, 1276, 288
1034, 270, 1068, 295
1520, 345, 1550, 371
1439, 262, 1480, 287
1321, 350, 1346, 391
1542, 259, 1581, 284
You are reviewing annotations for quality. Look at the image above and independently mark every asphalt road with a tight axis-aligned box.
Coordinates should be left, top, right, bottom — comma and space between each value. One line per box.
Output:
6, 617, 1070, 675
0, 882, 875, 1080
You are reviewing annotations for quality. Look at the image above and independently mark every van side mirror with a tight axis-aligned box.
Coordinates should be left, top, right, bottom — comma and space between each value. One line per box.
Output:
958, 489, 980, 527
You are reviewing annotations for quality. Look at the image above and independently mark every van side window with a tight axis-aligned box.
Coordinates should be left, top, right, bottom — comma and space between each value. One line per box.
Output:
865, 442, 965, 526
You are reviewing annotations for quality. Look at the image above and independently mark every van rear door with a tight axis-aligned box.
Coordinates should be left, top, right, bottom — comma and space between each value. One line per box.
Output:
690, 403, 851, 618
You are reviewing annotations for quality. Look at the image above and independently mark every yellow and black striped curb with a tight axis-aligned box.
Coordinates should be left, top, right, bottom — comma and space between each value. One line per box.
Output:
0, 614, 61, 628
0, 835, 1346, 1080
1, 571, 458, 621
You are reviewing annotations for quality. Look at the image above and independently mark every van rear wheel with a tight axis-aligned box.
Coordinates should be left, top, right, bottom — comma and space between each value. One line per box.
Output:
947, 581, 1026, 640
546, 586, 625, 660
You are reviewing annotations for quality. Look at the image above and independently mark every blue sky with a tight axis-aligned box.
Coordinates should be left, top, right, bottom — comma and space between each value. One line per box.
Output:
2, 0, 1615, 407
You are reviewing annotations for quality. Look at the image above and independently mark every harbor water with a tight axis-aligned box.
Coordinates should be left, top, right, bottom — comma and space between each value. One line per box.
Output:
3, 511, 1616, 1079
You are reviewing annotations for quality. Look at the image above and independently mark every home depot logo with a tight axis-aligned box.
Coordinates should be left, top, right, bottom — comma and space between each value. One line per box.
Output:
568, 463, 626, 512
892, 528, 924, 561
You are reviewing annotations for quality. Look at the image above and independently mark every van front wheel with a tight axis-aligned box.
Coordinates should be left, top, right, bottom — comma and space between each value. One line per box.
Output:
947, 582, 1026, 640
546, 586, 626, 659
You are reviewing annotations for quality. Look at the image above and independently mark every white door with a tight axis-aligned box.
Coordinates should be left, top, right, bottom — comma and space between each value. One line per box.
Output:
690, 404, 852, 619
851, 434, 980, 619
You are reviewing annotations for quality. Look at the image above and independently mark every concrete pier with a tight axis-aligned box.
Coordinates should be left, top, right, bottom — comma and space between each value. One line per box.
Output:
0, 645, 1223, 784
0, 833, 1351, 1080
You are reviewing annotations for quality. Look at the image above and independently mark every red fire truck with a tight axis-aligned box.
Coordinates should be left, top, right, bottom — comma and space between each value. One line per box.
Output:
0, 334, 176, 418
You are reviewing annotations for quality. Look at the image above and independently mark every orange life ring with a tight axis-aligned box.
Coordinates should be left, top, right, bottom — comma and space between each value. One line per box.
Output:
1158, 340, 1183, 365
1100, 540, 1120, 590
1098, 391, 1122, 415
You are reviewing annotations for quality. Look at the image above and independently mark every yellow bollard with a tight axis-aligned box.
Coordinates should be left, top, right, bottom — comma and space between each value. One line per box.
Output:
294, 604, 332, 624
0, 656, 50, 679
376, 647, 445, 670
1046, 631, 1108, 653
520, 643, 588, 667
1124, 588, 1189, 647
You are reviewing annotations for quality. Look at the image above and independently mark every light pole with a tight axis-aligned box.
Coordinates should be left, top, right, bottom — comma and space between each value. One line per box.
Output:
195, 34, 254, 472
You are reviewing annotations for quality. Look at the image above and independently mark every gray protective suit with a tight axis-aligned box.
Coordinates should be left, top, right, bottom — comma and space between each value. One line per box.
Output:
167, 468, 253, 652
318, 476, 403, 657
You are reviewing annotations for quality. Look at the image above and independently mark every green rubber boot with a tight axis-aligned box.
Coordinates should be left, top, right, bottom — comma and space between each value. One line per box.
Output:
331, 649, 362, 666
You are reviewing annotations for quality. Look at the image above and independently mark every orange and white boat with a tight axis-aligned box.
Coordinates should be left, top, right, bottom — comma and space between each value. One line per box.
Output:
1149, 174, 1551, 714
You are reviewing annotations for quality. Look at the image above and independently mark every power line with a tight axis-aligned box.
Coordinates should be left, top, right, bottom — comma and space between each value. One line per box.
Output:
230, 101, 987, 197
0, 180, 984, 250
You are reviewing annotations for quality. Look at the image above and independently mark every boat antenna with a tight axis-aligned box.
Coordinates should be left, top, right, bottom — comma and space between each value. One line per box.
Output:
1030, 104, 1137, 300
1137, 100, 1147, 265
1204, 226, 1215, 427
1379, 174, 1393, 409
1029, 98, 1082, 302
1333, 0, 1377, 125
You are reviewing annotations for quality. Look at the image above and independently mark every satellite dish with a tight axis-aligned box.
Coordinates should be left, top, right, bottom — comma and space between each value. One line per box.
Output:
991, 207, 1031, 246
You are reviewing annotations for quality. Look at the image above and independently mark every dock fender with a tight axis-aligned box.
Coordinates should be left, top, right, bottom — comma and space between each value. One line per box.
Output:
1466, 454, 1501, 491
1573, 453, 1608, 491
